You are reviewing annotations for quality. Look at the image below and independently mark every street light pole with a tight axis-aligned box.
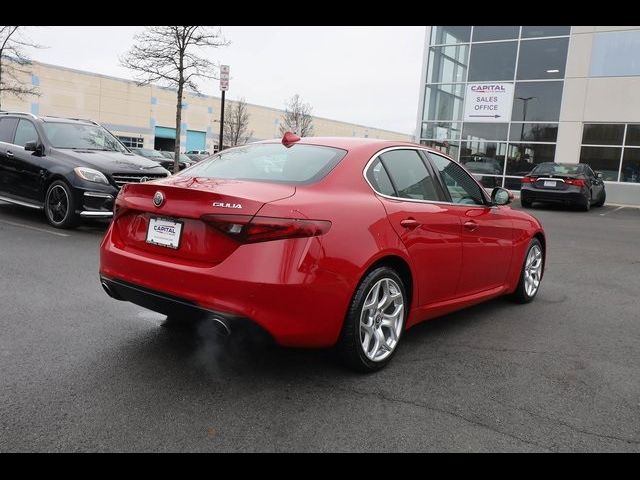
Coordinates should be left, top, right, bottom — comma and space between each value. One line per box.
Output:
517, 96, 535, 141
218, 89, 225, 152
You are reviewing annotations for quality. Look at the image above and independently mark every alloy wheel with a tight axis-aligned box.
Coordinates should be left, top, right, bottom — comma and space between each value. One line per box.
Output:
524, 244, 543, 297
46, 185, 69, 224
359, 278, 404, 362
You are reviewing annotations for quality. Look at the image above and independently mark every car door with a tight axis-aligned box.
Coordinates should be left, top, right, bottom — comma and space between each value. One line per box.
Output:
10, 119, 43, 202
365, 148, 463, 306
0, 117, 19, 196
426, 151, 514, 296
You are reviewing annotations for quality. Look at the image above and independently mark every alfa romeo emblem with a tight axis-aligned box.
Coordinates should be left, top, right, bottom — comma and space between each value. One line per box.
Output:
153, 191, 164, 207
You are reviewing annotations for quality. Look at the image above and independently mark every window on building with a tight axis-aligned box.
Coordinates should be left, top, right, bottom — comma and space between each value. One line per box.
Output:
426, 44, 469, 84
590, 31, 640, 77
509, 123, 558, 142
579, 123, 640, 182
420, 140, 460, 160
505, 143, 557, 176
621, 148, 640, 183
423, 84, 465, 121
459, 141, 506, 176
579, 146, 622, 181
421, 122, 461, 141
472, 26, 520, 42
468, 41, 518, 81
430, 26, 471, 45
117, 136, 144, 149
582, 124, 625, 145
461, 123, 508, 142
625, 125, 640, 146
511, 82, 564, 122
521, 26, 570, 38
516, 37, 569, 80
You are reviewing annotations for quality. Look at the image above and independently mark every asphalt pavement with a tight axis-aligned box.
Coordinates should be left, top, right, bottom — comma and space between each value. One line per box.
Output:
1, 200, 639, 452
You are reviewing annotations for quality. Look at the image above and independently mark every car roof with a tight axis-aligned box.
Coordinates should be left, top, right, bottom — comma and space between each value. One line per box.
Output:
254, 136, 451, 159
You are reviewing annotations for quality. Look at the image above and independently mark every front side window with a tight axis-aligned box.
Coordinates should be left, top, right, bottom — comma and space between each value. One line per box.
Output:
13, 119, 39, 147
379, 150, 440, 201
180, 143, 346, 185
42, 122, 127, 152
428, 152, 485, 205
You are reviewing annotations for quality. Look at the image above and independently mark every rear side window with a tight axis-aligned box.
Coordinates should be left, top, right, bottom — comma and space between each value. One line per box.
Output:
366, 159, 396, 196
428, 153, 485, 205
14, 119, 39, 147
181, 143, 347, 184
379, 149, 440, 201
0, 118, 19, 143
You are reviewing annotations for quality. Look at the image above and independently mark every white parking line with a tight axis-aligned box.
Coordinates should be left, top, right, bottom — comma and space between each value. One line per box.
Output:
600, 206, 625, 216
0, 218, 70, 237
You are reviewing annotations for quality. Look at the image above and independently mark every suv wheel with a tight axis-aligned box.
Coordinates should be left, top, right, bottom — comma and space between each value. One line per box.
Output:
44, 180, 78, 229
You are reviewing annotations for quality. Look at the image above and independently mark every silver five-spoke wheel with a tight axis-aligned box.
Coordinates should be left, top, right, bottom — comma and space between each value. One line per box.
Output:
524, 244, 542, 297
359, 278, 404, 362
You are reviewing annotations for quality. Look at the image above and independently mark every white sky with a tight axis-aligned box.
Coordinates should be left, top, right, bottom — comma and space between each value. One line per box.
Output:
23, 26, 425, 135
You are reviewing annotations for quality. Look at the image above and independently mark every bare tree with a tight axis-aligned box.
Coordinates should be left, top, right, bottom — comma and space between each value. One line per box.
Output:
121, 26, 229, 173
279, 94, 314, 137
0, 26, 44, 110
223, 97, 253, 147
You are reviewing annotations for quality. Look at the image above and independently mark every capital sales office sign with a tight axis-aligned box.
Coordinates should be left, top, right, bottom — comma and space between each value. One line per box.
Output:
463, 83, 514, 123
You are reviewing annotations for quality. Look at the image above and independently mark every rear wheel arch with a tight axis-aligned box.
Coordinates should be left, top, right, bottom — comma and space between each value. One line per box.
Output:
360, 255, 414, 311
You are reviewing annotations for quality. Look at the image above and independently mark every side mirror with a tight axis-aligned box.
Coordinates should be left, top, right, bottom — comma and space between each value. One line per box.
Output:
595, 171, 604, 179
491, 187, 513, 206
24, 141, 43, 155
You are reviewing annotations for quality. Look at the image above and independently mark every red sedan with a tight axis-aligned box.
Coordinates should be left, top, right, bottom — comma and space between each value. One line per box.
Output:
100, 133, 545, 371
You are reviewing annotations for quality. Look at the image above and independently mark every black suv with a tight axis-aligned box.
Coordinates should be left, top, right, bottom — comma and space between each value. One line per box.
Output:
0, 112, 170, 228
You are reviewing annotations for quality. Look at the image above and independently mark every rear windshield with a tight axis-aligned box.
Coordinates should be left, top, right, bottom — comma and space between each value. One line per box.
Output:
179, 143, 347, 184
532, 163, 583, 175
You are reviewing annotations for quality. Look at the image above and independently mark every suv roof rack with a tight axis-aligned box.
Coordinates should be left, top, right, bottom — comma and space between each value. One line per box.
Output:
0, 111, 39, 119
40, 115, 100, 126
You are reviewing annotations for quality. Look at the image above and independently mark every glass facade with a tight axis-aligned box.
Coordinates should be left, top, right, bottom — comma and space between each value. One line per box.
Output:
579, 123, 640, 183
420, 26, 569, 189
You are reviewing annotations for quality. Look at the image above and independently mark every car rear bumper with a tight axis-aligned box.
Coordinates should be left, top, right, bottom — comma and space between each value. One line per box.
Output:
521, 187, 586, 204
99, 223, 351, 347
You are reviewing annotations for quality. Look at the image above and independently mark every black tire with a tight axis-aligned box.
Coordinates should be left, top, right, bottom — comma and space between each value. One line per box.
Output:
510, 238, 543, 304
593, 189, 606, 207
44, 180, 79, 228
521, 197, 533, 208
580, 193, 591, 212
337, 266, 407, 373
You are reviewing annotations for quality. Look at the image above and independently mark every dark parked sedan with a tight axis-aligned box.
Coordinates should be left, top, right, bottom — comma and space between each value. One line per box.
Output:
520, 162, 606, 211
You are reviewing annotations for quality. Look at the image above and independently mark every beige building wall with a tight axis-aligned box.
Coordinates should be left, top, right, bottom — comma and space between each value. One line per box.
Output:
556, 26, 640, 204
1, 60, 411, 153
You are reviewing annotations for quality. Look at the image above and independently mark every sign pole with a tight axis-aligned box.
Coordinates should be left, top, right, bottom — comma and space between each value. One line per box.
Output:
218, 89, 225, 152
218, 65, 230, 152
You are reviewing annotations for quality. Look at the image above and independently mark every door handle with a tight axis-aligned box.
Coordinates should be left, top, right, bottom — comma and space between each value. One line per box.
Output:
400, 218, 420, 229
464, 220, 478, 231
6, 151, 14, 158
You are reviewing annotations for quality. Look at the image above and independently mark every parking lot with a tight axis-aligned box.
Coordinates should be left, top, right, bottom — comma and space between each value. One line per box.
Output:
1, 199, 639, 452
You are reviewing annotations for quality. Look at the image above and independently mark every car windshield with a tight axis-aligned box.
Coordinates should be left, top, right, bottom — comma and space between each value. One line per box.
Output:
42, 122, 127, 152
134, 148, 165, 159
179, 143, 347, 184
532, 163, 583, 175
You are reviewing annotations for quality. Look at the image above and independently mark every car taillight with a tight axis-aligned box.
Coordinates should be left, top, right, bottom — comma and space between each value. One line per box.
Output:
522, 176, 535, 183
564, 178, 586, 187
201, 214, 332, 243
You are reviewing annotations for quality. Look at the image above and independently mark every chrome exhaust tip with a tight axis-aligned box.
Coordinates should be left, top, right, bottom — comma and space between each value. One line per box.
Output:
209, 315, 231, 336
